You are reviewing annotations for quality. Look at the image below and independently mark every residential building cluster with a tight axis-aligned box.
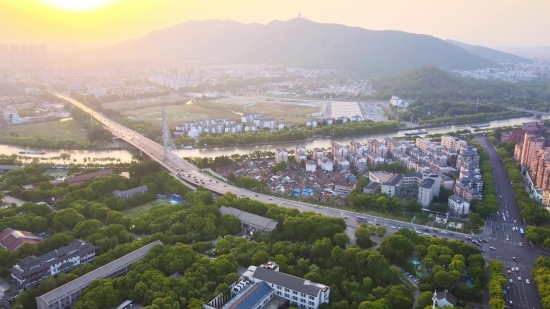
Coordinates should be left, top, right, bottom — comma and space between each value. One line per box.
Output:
452, 61, 550, 82
219, 134, 479, 215
503, 121, 550, 203
175, 113, 287, 138
1, 101, 70, 126
204, 261, 330, 309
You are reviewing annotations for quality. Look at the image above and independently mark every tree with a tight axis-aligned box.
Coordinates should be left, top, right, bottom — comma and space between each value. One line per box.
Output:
355, 227, 373, 248
332, 232, 351, 248
488, 298, 506, 309
59, 153, 71, 164
468, 213, 485, 230
379, 234, 415, 263
251, 250, 271, 266
416, 291, 436, 309
220, 214, 241, 235
53, 208, 85, 231
215, 239, 231, 255
376, 226, 387, 236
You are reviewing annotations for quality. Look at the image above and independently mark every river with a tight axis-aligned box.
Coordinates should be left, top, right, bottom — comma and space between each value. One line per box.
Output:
0, 115, 547, 160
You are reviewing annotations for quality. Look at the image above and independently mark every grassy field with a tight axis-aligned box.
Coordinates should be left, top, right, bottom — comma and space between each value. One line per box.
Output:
122, 200, 172, 218
3, 119, 88, 140
111, 96, 325, 127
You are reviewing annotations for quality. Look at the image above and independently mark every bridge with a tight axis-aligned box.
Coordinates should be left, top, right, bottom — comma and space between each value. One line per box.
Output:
54, 92, 474, 238
507, 107, 550, 116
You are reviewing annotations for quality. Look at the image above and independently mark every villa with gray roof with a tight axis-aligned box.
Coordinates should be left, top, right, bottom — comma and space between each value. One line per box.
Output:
36, 240, 163, 309
113, 185, 148, 199
10, 240, 96, 289
219, 206, 278, 235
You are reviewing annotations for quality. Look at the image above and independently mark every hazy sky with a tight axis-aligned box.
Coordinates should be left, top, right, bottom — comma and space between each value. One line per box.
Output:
1, 0, 549, 49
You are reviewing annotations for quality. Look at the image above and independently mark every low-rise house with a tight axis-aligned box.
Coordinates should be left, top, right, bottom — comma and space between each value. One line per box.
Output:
0, 228, 41, 251
219, 206, 278, 235
113, 185, 148, 199
64, 169, 114, 185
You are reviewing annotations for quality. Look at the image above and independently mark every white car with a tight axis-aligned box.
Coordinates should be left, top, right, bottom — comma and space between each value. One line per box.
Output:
526, 279, 530, 284
518, 277, 522, 281
391, 226, 397, 229
516, 267, 519, 272
509, 279, 513, 284
512, 227, 516, 231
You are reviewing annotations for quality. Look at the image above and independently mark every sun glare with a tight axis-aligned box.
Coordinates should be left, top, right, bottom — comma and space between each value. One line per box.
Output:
38, 0, 117, 12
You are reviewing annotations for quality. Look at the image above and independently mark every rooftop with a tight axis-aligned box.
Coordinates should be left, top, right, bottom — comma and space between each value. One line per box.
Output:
252, 266, 322, 296
219, 206, 278, 232
64, 169, 114, 184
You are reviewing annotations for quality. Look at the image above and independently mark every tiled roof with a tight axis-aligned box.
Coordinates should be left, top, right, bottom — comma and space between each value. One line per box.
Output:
252, 266, 321, 296
64, 169, 114, 184
219, 206, 278, 232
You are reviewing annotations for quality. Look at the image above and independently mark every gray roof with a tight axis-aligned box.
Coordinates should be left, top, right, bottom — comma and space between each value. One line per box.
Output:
252, 266, 320, 296
384, 174, 403, 186
404, 172, 423, 179
0, 165, 20, 170
383, 137, 401, 147
113, 185, 148, 197
419, 178, 435, 189
364, 182, 379, 190
219, 206, 278, 232
64, 169, 114, 184
448, 195, 466, 203
36, 240, 163, 305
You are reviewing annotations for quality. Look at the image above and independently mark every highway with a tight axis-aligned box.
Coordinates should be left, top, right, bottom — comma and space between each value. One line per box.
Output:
476, 135, 542, 309
56, 93, 542, 308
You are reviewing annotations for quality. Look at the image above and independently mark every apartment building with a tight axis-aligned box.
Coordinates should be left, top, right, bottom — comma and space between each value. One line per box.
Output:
380, 172, 441, 207
448, 195, 470, 216
382, 137, 408, 157
275, 148, 289, 164
332, 141, 348, 159
366, 139, 388, 157
520, 132, 544, 168
295, 146, 307, 164
441, 136, 467, 151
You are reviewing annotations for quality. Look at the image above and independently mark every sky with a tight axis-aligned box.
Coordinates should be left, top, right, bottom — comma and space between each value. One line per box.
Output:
1, 0, 549, 52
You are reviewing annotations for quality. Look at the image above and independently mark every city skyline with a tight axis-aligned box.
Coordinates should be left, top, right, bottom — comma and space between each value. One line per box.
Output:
1, 0, 550, 53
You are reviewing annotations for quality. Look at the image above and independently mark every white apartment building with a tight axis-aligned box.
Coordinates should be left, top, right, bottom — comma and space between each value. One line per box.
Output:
275, 148, 289, 164
305, 160, 317, 172
448, 195, 470, 216
317, 157, 333, 171
332, 141, 349, 159
390, 96, 410, 108
295, 146, 307, 164
441, 136, 468, 151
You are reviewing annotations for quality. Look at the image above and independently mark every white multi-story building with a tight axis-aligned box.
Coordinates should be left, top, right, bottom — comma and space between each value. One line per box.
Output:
334, 155, 350, 171
441, 136, 467, 152
448, 195, 470, 216
367, 139, 388, 157
295, 146, 307, 164
390, 95, 410, 108
276, 148, 289, 164
380, 172, 440, 207
332, 141, 349, 159
317, 157, 333, 171
305, 160, 317, 172
205, 261, 330, 309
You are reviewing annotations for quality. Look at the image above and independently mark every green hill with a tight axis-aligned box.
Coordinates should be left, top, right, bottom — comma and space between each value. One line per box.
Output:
372, 66, 549, 121
88, 19, 498, 75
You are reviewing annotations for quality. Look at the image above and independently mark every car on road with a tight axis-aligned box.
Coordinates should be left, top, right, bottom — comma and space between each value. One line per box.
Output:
514, 220, 517, 223
482, 239, 488, 243
423, 233, 429, 236
509, 279, 513, 284
254, 194, 259, 197
508, 270, 512, 274
391, 226, 397, 229
519, 242, 523, 247
526, 279, 530, 284
509, 301, 513, 306
507, 266, 510, 270
416, 231, 422, 234
269, 197, 273, 200
513, 257, 516, 260
518, 277, 522, 281
240, 194, 245, 196
343, 216, 349, 219
480, 249, 485, 253
489, 246, 496, 250
515, 267, 519, 271
223, 185, 227, 187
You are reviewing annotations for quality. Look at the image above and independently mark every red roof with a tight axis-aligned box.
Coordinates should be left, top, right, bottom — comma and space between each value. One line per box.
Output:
0, 228, 41, 251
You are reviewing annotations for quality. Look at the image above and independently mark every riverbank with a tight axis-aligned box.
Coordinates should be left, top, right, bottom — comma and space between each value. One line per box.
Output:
413, 112, 529, 129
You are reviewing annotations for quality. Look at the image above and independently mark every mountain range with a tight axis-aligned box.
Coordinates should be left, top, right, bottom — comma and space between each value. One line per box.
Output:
86, 19, 530, 74
446, 40, 532, 64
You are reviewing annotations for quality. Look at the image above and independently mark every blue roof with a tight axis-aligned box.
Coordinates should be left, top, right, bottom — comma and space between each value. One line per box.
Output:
233, 282, 273, 309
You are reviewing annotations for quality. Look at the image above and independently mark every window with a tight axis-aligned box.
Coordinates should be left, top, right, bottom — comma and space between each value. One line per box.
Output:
293, 296, 298, 300
277, 286, 281, 290
285, 293, 289, 298
309, 296, 314, 300
309, 301, 315, 305
301, 293, 306, 297
285, 288, 289, 292
293, 291, 297, 295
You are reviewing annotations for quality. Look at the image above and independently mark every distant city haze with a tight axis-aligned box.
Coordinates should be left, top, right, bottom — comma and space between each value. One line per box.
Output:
1, 0, 549, 53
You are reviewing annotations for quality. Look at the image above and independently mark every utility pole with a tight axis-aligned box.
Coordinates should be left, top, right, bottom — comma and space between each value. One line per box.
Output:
476, 98, 479, 113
